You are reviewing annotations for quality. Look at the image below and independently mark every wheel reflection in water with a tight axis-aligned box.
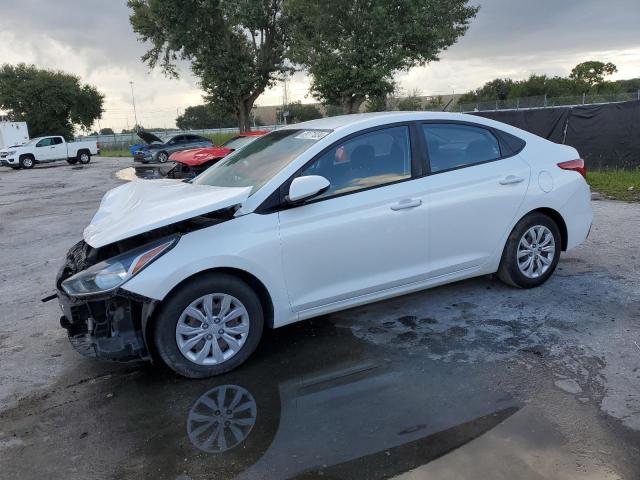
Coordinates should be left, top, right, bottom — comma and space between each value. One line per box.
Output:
187, 384, 257, 453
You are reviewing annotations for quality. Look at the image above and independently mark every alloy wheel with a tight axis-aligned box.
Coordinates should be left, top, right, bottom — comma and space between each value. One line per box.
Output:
517, 225, 556, 278
175, 293, 250, 366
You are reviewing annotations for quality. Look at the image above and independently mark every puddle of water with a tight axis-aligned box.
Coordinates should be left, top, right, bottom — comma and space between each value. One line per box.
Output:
0, 322, 522, 479
115, 163, 176, 181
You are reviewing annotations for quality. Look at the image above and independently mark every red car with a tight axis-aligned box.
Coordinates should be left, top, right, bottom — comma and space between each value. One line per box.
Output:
167, 130, 269, 179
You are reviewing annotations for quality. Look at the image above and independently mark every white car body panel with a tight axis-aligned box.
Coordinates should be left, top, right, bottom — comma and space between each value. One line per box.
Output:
95, 112, 591, 329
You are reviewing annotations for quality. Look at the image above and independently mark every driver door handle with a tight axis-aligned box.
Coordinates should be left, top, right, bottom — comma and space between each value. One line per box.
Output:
499, 175, 525, 185
391, 199, 422, 211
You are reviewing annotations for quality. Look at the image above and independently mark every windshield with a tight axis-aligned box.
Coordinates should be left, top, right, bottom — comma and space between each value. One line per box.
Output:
193, 129, 330, 194
23, 138, 42, 146
222, 135, 260, 150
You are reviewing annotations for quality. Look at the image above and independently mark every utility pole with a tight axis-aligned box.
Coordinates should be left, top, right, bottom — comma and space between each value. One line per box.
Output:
129, 81, 139, 130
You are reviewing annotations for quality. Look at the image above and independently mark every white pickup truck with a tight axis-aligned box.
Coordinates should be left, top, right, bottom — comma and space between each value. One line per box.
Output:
0, 135, 99, 169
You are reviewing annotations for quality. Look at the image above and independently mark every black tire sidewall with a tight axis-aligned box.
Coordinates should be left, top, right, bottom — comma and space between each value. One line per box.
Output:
499, 213, 561, 288
67, 158, 78, 165
153, 273, 264, 378
158, 152, 168, 163
79, 152, 91, 164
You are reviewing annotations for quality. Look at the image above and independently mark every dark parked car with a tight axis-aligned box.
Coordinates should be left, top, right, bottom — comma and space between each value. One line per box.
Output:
133, 131, 212, 163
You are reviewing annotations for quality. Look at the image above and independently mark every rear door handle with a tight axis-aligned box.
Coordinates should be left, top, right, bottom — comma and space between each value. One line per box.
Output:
499, 175, 525, 185
391, 199, 422, 211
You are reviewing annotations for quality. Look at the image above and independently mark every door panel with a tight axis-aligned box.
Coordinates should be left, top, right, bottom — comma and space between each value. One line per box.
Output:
51, 138, 67, 160
278, 179, 429, 312
423, 156, 530, 277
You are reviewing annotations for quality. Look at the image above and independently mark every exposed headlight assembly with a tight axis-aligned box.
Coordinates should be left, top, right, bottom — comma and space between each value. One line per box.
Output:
61, 236, 178, 297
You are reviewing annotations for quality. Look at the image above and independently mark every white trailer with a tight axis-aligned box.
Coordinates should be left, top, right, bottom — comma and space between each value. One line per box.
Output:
0, 122, 29, 149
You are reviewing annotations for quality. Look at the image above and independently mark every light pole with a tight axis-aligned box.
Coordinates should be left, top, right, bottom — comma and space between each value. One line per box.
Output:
129, 81, 139, 130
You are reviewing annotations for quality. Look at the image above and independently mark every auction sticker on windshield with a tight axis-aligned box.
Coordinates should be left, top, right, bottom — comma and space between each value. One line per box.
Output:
295, 130, 330, 140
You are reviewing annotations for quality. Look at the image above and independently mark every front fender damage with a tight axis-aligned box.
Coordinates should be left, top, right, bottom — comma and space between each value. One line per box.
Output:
56, 206, 237, 362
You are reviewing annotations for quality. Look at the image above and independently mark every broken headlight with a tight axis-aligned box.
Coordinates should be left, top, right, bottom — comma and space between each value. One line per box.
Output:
61, 236, 178, 297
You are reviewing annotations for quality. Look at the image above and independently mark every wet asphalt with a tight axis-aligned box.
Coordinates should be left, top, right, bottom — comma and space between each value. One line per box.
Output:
0, 158, 639, 479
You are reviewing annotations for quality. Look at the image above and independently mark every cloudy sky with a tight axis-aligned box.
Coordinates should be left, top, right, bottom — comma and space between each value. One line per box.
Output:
1, 0, 639, 131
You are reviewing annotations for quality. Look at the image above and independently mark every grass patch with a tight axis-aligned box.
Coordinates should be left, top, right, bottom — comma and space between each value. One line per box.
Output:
588, 169, 640, 201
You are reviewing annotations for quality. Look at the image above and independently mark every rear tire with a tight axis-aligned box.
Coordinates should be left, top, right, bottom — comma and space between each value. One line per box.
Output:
78, 151, 91, 164
497, 212, 561, 288
19, 155, 35, 169
157, 151, 169, 163
153, 273, 264, 378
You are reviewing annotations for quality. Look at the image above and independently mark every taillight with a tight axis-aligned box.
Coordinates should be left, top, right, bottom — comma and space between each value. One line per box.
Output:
558, 159, 586, 179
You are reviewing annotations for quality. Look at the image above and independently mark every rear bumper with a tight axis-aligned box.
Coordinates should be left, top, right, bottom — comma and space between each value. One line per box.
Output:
58, 288, 156, 362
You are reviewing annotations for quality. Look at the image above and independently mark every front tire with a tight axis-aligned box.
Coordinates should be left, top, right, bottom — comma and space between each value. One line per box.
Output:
19, 155, 35, 169
153, 273, 264, 378
497, 212, 561, 288
157, 151, 169, 163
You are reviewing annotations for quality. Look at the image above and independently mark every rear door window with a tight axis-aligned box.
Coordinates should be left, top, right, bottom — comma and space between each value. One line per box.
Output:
422, 124, 501, 173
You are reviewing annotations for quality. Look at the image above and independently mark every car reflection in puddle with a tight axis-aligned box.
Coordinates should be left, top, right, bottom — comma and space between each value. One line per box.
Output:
183, 358, 519, 480
164, 321, 520, 479
115, 163, 176, 181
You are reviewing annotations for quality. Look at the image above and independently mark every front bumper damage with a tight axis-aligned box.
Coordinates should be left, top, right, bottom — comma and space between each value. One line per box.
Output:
56, 240, 156, 362
57, 289, 156, 362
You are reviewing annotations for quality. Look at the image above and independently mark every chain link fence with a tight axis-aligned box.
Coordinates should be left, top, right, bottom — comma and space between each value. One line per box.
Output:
458, 90, 640, 113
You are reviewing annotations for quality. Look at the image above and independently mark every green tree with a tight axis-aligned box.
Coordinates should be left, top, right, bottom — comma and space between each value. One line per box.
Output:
0, 63, 104, 139
99, 127, 115, 135
176, 105, 237, 130
287, 0, 478, 114
365, 94, 389, 112
570, 61, 617, 87
286, 101, 322, 123
323, 104, 343, 117
128, 0, 289, 132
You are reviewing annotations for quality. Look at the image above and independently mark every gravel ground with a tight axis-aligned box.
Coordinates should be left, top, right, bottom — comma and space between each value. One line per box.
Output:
0, 157, 638, 479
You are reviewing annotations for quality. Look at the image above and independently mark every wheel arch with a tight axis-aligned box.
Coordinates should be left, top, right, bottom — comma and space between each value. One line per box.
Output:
144, 267, 275, 343
76, 148, 90, 157
524, 207, 568, 251
19, 153, 36, 162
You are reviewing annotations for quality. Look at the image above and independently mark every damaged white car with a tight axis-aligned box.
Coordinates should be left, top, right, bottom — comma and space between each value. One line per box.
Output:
55, 112, 593, 378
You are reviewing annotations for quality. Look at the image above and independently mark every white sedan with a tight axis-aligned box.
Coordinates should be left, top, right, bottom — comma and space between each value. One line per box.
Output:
56, 112, 593, 377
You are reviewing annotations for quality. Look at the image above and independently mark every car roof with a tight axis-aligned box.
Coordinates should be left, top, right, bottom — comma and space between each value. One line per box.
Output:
278, 111, 542, 143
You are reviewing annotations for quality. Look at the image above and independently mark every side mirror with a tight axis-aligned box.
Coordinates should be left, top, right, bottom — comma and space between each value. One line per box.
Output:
287, 175, 330, 203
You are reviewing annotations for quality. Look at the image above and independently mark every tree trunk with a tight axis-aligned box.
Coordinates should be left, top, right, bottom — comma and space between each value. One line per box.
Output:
237, 100, 252, 132
341, 95, 365, 114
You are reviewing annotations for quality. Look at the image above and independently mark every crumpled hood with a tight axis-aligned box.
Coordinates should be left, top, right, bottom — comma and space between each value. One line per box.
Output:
84, 179, 252, 248
170, 146, 233, 166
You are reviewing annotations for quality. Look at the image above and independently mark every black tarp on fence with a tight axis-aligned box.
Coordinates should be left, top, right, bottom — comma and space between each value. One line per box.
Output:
472, 100, 640, 169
